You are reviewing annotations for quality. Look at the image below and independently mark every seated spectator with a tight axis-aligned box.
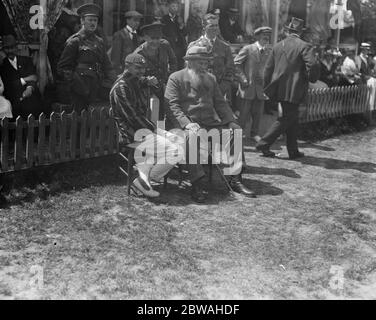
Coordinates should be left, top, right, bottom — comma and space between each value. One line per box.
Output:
165, 46, 256, 203
0, 35, 43, 120
339, 49, 362, 86
0, 75, 13, 119
110, 53, 180, 198
219, 8, 244, 43
319, 46, 341, 87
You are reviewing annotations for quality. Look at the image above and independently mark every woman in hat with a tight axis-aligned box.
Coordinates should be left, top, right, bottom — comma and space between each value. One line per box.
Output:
0, 75, 12, 119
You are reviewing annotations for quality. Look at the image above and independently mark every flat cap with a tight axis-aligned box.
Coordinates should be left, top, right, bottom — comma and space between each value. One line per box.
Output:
125, 53, 147, 67
254, 26, 272, 36
77, 3, 101, 18
124, 11, 142, 19
183, 46, 213, 61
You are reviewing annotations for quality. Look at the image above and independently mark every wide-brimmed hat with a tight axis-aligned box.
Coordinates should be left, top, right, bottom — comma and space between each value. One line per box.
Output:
140, 21, 164, 36
77, 3, 101, 18
124, 53, 147, 67
254, 26, 272, 36
2, 34, 17, 48
284, 17, 305, 34
183, 46, 213, 61
124, 11, 142, 19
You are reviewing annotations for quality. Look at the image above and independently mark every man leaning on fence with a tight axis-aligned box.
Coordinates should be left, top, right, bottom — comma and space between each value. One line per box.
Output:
255, 18, 320, 160
110, 53, 179, 198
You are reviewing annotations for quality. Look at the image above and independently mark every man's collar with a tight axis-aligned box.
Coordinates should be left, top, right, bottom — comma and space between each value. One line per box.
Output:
255, 41, 264, 50
204, 35, 216, 43
8, 56, 17, 63
126, 25, 136, 33
169, 12, 176, 20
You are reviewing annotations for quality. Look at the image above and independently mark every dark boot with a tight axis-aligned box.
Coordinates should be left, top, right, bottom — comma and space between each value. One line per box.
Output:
191, 179, 207, 203
229, 175, 256, 198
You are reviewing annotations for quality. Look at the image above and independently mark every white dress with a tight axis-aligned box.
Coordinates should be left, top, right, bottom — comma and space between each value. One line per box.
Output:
0, 76, 13, 119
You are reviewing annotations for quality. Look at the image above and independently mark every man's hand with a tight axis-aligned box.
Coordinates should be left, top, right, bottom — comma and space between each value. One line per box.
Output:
240, 79, 249, 89
185, 122, 201, 134
21, 86, 33, 100
228, 122, 241, 131
146, 76, 159, 87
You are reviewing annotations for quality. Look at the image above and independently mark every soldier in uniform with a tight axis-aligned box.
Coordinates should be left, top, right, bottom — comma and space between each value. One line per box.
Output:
57, 3, 116, 112
188, 14, 236, 111
134, 21, 177, 119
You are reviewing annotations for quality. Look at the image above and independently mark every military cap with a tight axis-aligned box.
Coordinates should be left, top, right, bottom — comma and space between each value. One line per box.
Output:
124, 11, 142, 19
77, 3, 101, 18
1, 34, 17, 47
139, 21, 164, 36
183, 46, 213, 61
254, 26, 272, 36
125, 53, 147, 67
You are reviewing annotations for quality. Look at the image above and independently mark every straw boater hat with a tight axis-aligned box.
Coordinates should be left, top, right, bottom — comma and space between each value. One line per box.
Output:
254, 26, 272, 36
77, 3, 101, 18
360, 42, 371, 50
227, 8, 240, 16
183, 46, 213, 61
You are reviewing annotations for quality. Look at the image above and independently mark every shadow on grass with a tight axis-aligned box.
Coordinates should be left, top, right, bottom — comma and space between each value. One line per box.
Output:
242, 178, 284, 196
242, 165, 301, 179
298, 142, 336, 152
296, 156, 376, 173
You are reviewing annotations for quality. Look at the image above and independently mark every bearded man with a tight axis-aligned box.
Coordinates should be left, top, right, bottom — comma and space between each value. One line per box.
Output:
165, 46, 256, 203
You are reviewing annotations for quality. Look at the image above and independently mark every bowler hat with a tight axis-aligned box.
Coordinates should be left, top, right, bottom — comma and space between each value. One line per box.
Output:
183, 46, 213, 61
77, 3, 101, 18
125, 53, 147, 67
140, 21, 164, 36
2, 34, 17, 47
254, 26, 272, 36
124, 11, 142, 19
284, 17, 305, 34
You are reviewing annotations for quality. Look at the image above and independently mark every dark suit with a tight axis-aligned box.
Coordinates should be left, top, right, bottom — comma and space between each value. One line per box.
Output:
161, 14, 187, 69
111, 27, 140, 75
219, 16, 243, 43
0, 56, 43, 119
258, 34, 319, 156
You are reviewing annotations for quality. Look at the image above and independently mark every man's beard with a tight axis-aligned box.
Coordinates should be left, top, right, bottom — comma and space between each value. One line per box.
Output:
187, 68, 212, 91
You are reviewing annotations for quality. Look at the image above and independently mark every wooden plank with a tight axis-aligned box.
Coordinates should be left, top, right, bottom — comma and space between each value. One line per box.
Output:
80, 110, 88, 159
14, 116, 23, 171
98, 108, 106, 156
60, 111, 67, 161
49, 112, 57, 163
26, 115, 35, 168
38, 113, 46, 165
1, 118, 9, 172
70, 111, 78, 160
89, 109, 97, 158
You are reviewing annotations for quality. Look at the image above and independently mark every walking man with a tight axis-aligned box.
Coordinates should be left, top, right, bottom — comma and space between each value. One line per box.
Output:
255, 18, 320, 159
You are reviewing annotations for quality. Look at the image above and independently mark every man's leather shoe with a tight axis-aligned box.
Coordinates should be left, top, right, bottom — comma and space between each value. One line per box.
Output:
191, 182, 207, 203
230, 176, 256, 198
255, 144, 275, 158
289, 151, 305, 160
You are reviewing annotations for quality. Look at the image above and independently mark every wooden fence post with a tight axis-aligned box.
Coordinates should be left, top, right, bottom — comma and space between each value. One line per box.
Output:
14, 117, 23, 171
26, 115, 35, 168
38, 113, 46, 165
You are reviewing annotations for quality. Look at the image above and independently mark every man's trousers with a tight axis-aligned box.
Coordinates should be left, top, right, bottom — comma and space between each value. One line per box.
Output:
257, 102, 300, 156
238, 98, 264, 138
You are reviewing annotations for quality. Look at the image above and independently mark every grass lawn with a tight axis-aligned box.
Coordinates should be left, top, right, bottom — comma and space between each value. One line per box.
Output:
0, 127, 376, 300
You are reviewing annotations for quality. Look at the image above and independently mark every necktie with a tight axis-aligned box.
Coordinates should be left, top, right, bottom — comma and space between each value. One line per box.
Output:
260, 48, 265, 55
132, 32, 138, 48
